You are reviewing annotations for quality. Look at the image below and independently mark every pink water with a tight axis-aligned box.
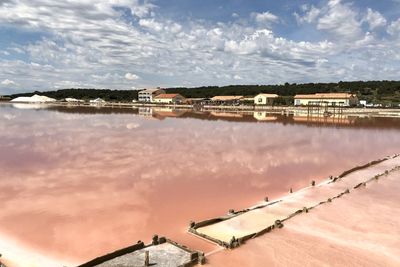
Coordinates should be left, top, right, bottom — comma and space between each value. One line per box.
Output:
1, 103, 400, 266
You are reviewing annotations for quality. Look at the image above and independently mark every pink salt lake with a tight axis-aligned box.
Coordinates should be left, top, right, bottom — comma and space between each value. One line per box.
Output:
1, 103, 400, 266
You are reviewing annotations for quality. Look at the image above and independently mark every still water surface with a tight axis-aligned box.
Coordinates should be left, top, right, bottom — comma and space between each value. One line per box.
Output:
1, 103, 400, 266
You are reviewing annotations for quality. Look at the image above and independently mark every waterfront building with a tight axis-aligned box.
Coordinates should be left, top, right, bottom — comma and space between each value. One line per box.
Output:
65, 98, 84, 103
185, 98, 208, 104
138, 88, 166, 102
254, 93, 279, 105
89, 98, 106, 104
359, 100, 367, 107
294, 93, 358, 107
210, 95, 243, 105
153, 93, 185, 104
0, 95, 10, 101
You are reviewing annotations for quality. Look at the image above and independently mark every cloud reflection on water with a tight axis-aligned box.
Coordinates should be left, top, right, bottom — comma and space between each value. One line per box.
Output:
0, 104, 400, 265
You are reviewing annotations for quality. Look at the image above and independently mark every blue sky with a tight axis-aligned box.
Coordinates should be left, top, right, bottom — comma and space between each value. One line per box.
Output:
0, 0, 400, 94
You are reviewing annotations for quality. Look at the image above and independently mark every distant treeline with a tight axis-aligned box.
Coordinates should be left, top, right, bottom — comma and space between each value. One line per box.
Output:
8, 80, 400, 105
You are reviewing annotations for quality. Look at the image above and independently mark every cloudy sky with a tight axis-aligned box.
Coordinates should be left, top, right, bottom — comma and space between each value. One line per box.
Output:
0, 0, 400, 94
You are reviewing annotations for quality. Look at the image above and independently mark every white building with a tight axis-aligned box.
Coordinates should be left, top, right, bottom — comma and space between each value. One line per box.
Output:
210, 95, 243, 105
65, 97, 84, 103
153, 93, 185, 104
359, 100, 367, 107
138, 88, 166, 102
254, 93, 279, 105
90, 98, 106, 104
0, 95, 10, 101
294, 93, 358, 107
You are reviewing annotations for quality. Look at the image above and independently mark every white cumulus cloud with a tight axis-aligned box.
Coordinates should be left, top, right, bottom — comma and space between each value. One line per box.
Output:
317, 0, 362, 39
125, 73, 140, 80
387, 18, 400, 36
139, 18, 163, 31
1, 79, 17, 86
363, 8, 387, 30
0, 0, 399, 93
294, 5, 321, 24
251, 11, 279, 25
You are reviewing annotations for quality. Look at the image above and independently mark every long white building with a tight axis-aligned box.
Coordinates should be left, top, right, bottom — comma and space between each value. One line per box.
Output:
294, 93, 358, 107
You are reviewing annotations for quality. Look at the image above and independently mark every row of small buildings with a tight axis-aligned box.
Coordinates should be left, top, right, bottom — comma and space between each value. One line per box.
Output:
138, 88, 359, 107
5, 89, 358, 107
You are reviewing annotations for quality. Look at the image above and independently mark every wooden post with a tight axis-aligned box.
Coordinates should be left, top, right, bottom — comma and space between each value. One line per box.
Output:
144, 251, 149, 267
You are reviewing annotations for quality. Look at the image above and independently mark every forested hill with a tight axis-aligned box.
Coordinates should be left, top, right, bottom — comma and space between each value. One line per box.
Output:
7, 80, 400, 105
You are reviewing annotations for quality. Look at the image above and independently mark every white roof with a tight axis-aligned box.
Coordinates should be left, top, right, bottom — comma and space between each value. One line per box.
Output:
90, 98, 106, 103
11, 94, 56, 103
139, 88, 164, 94
256, 93, 279, 98
211, 95, 243, 101
65, 97, 83, 102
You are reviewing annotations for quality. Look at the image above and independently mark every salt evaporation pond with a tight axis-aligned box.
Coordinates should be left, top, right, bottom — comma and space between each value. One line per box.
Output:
1, 103, 400, 266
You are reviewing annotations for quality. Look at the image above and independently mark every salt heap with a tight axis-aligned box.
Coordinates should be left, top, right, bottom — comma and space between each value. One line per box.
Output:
11, 94, 57, 103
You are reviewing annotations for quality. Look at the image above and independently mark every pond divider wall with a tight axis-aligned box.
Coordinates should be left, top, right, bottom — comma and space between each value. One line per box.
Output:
188, 200, 282, 248
189, 154, 400, 249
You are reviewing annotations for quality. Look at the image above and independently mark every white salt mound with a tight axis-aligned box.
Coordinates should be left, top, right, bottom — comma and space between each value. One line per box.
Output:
11, 94, 56, 103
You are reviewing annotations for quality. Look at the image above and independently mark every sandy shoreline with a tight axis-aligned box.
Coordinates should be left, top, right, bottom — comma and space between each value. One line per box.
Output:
0, 233, 75, 267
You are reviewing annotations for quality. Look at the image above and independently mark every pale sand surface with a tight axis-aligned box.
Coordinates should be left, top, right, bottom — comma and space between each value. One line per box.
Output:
208, 160, 400, 266
0, 234, 70, 267
197, 156, 400, 244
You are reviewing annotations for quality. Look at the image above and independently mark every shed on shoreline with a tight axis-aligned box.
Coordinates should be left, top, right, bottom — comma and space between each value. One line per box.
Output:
211, 96, 243, 105
294, 93, 358, 107
254, 94, 279, 105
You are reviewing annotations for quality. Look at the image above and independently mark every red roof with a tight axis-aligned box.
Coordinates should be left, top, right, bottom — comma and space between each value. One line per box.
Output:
154, 93, 183, 99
